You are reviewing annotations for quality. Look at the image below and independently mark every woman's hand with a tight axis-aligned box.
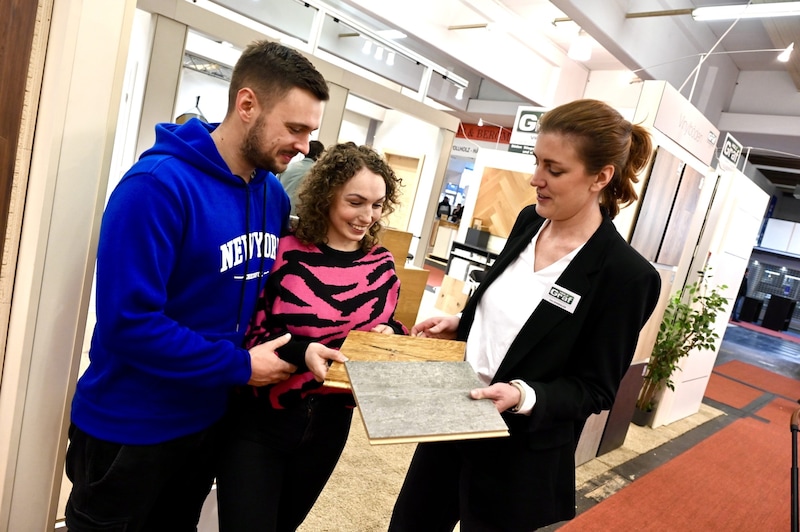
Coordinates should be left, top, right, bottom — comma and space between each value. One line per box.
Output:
305, 342, 348, 382
370, 324, 395, 335
470, 382, 521, 413
410, 315, 460, 339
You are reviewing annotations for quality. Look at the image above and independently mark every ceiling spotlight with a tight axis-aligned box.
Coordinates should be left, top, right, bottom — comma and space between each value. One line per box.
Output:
361, 40, 372, 54
455, 86, 464, 100
386, 51, 395, 66
374, 46, 384, 61
568, 31, 592, 62
477, 118, 484, 127
778, 42, 795, 62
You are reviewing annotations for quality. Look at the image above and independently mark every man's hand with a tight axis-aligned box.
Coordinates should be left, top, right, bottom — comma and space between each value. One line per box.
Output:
248, 333, 296, 386
305, 343, 348, 382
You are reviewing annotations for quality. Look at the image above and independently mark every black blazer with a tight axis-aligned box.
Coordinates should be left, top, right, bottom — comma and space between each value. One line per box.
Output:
456, 205, 661, 529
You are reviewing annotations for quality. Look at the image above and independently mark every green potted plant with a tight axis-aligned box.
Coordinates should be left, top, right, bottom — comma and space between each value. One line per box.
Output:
633, 270, 728, 426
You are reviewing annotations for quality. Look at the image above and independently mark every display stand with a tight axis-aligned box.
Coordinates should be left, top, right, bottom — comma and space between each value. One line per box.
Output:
762, 295, 797, 331
740, 297, 763, 323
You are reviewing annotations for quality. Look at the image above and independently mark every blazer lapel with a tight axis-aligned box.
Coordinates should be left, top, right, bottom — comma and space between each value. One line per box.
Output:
492, 218, 617, 382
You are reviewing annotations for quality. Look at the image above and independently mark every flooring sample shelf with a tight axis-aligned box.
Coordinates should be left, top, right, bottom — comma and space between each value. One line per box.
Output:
346, 360, 510, 445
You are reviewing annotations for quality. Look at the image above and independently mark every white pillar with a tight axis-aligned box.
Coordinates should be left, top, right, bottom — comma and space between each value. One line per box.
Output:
0, 0, 136, 529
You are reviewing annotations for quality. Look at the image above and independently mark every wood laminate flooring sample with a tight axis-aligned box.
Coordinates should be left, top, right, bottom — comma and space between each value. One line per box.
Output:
325, 330, 466, 389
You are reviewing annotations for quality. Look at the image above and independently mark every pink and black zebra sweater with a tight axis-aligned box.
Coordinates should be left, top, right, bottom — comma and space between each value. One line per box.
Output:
243, 234, 408, 408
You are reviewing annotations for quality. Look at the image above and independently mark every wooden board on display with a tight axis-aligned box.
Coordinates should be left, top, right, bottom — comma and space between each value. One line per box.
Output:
434, 275, 469, 315
383, 151, 423, 232
393, 266, 430, 331
346, 360, 509, 445
630, 147, 683, 263
472, 166, 536, 237
380, 228, 413, 267
324, 330, 466, 389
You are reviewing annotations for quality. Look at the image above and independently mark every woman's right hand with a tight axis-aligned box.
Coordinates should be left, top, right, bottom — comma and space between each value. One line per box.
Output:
411, 315, 460, 339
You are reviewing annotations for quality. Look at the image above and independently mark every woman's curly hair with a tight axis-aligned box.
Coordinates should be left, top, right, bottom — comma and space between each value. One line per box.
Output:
295, 142, 403, 251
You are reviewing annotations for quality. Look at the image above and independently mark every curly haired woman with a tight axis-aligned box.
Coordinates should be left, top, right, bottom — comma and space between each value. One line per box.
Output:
216, 142, 407, 532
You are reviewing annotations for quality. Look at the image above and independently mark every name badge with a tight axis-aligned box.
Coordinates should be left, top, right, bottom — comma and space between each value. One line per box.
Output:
544, 284, 581, 314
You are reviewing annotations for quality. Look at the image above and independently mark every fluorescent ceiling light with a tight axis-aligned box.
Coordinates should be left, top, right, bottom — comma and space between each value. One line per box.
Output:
455, 86, 464, 100
692, 2, 800, 21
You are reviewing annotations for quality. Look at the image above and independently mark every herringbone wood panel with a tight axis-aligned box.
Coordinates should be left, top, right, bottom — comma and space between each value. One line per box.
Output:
472, 167, 536, 237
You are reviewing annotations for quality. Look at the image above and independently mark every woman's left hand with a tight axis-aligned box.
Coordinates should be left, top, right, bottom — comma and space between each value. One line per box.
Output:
470, 383, 520, 413
305, 343, 348, 382
370, 324, 395, 335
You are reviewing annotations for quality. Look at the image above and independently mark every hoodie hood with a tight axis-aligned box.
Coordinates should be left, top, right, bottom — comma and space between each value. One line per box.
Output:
141, 118, 270, 187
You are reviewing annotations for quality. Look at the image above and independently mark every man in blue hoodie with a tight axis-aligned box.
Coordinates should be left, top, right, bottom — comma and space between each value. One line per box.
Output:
65, 41, 346, 532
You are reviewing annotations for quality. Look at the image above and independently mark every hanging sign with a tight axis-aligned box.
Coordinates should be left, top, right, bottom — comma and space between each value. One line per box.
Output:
508, 106, 547, 155
649, 81, 719, 165
719, 132, 743, 171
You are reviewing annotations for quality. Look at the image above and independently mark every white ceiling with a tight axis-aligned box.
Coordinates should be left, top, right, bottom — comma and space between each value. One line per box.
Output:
191, 0, 800, 192
321, 0, 800, 192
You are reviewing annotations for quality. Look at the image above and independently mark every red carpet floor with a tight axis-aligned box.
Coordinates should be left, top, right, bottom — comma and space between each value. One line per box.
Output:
562, 361, 799, 531
731, 319, 800, 345
713, 359, 800, 403
422, 263, 444, 288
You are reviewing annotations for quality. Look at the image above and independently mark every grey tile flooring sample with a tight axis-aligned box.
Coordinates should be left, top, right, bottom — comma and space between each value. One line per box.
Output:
346, 360, 510, 445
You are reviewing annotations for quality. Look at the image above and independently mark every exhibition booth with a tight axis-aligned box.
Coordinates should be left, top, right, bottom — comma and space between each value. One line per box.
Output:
0, 1, 785, 529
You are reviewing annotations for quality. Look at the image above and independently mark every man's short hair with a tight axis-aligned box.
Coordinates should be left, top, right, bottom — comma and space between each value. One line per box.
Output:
227, 40, 329, 114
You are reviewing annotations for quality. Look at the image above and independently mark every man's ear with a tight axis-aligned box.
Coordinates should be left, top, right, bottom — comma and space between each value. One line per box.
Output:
235, 88, 258, 123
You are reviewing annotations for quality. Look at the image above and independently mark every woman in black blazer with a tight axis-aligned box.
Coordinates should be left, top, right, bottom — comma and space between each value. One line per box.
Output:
389, 99, 661, 531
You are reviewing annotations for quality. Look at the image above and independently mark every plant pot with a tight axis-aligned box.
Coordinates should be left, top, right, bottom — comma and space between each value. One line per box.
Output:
632, 407, 655, 427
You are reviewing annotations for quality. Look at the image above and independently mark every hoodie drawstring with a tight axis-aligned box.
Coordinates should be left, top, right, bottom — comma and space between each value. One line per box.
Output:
235, 181, 270, 334
235, 185, 252, 333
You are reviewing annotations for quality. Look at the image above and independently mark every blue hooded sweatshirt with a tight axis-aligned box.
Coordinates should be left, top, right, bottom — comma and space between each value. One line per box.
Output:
71, 119, 289, 445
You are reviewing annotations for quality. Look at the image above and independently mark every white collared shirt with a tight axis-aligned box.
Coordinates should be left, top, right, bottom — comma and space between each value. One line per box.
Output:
466, 222, 583, 412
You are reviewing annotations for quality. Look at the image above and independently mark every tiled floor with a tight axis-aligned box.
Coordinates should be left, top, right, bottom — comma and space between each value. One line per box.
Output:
716, 322, 800, 380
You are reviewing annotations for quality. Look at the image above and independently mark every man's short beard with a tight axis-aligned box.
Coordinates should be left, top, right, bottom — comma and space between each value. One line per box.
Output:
242, 115, 280, 175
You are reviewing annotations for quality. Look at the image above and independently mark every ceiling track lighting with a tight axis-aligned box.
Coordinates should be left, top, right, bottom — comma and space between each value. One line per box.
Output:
331, 15, 468, 90
351, 34, 466, 87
